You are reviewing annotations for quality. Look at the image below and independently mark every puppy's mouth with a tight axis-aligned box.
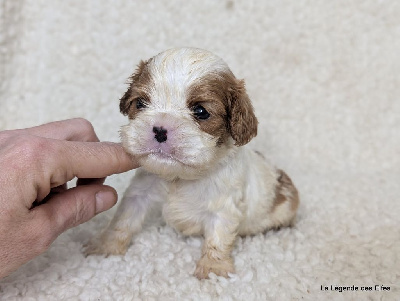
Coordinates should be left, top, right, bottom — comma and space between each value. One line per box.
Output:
139, 148, 192, 167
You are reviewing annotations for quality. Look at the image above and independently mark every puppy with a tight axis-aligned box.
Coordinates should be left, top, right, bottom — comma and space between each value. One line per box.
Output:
85, 48, 299, 279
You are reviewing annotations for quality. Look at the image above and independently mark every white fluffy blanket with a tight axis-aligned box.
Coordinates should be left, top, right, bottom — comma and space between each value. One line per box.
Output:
1, 1, 399, 300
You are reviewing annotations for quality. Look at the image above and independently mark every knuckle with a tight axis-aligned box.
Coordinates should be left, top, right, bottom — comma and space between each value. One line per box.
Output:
71, 194, 93, 227
59, 190, 95, 230
73, 118, 98, 141
15, 136, 51, 163
74, 118, 93, 131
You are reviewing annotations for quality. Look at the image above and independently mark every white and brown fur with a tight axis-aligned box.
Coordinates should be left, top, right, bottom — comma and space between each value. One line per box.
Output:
85, 48, 299, 279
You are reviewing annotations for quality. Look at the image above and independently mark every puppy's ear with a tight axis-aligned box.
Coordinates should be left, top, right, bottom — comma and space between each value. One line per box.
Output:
120, 60, 149, 115
119, 87, 133, 116
229, 79, 258, 146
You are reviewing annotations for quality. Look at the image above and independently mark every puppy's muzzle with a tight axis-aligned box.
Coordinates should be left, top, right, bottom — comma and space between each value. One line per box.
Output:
153, 126, 168, 143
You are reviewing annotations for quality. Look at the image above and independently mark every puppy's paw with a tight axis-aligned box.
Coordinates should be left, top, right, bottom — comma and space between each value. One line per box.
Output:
194, 256, 235, 279
84, 234, 130, 257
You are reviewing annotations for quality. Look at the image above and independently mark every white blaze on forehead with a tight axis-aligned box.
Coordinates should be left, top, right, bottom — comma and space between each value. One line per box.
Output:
147, 48, 230, 110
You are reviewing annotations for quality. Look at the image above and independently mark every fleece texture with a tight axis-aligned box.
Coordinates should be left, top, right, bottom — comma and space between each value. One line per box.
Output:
1, 1, 399, 300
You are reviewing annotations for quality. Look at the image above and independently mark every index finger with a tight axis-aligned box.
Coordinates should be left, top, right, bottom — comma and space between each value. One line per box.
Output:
58, 141, 138, 179
35, 140, 138, 200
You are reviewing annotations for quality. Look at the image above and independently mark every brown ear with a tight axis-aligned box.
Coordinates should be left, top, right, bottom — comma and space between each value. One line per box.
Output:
229, 79, 258, 146
119, 60, 149, 115
119, 86, 133, 115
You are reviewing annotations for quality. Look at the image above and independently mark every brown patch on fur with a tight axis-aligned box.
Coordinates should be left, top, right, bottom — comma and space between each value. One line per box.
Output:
272, 169, 300, 212
187, 71, 258, 146
120, 59, 153, 118
229, 79, 258, 146
194, 237, 236, 279
187, 76, 231, 146
84, 229, 132, 256
194, 254, 235, 279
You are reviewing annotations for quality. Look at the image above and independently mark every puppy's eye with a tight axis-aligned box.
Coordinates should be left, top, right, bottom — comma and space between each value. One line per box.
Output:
192, 104, 210, 120
136, 98, 147, 110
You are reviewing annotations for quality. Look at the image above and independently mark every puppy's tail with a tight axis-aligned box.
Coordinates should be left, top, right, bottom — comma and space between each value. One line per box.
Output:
270, 169, 300, 227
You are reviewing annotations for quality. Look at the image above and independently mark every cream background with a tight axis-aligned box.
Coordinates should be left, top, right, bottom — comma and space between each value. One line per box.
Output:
1, 1, 399, 300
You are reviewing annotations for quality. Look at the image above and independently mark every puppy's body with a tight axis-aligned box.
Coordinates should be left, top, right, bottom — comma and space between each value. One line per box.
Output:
86, 48, 299, 279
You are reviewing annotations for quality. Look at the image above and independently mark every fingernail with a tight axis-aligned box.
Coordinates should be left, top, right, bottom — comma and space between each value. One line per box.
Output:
95, 191, 117, 214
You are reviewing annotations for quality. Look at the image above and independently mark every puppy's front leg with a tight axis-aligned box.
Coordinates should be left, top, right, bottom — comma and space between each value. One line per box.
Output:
85, 170, 165, 256
194, 211, 240, 279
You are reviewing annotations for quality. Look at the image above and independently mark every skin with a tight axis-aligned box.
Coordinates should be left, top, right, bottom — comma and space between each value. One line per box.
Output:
0, 118, 138, 279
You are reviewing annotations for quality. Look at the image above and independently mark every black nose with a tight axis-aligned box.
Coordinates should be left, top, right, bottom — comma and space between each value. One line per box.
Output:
153, 126, 168, 143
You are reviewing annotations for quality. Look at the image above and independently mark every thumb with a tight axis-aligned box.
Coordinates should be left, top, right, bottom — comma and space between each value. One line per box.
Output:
36, 184, 118, 235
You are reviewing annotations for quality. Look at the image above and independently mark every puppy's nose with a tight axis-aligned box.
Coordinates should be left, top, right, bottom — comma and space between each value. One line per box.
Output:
153, 126, 168, 143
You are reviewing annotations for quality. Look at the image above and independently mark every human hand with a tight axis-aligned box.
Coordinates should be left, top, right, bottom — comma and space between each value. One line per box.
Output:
0, 118, 138, 279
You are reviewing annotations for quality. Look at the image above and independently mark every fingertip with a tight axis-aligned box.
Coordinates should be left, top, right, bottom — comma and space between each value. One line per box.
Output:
95, 188, 118, 214
103, 142, 140, 170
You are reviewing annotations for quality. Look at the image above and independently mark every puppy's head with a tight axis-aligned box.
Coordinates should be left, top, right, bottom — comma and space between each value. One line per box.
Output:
120, 48, 257, 180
